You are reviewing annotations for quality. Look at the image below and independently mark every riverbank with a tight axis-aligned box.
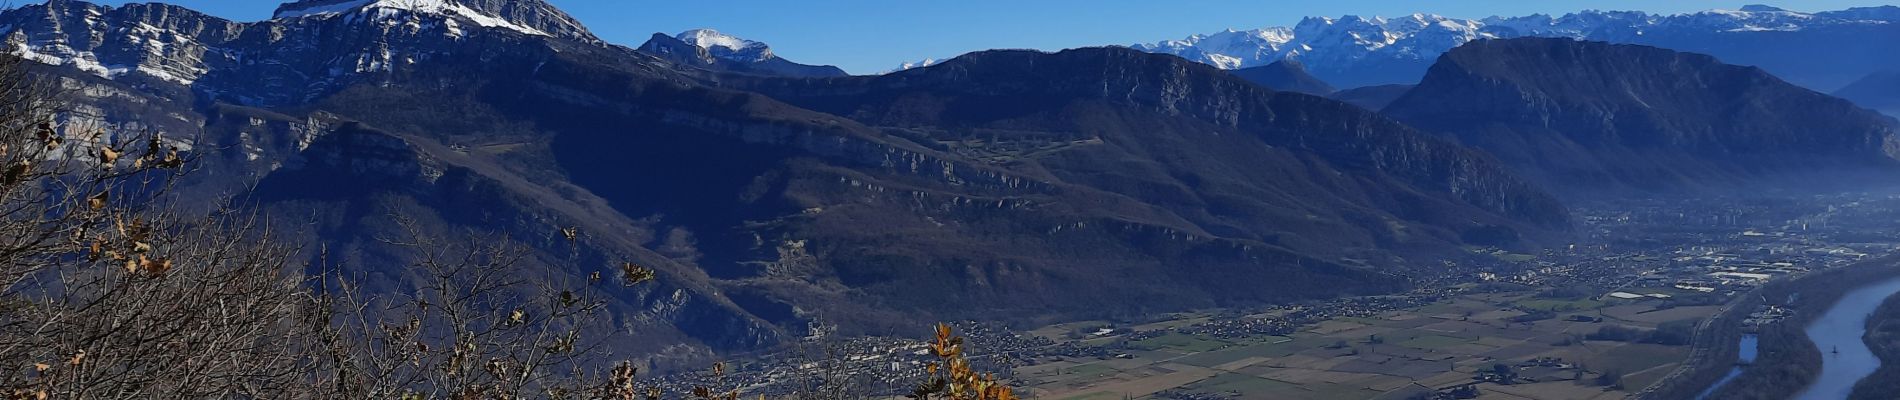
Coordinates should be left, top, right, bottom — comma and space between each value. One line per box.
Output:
1848, 293, 1900, 399
1713, 320, 1820, 399
1642, 256, 1900, 400
1636, 287, 1760, 399
1786, 276, 1900, 399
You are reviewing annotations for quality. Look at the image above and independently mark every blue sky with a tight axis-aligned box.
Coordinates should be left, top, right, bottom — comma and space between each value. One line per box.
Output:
90, 1, 1897, 74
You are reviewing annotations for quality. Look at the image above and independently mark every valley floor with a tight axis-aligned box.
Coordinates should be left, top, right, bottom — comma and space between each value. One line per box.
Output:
1016, 289, 1702, 400
652, 191, 1900, 400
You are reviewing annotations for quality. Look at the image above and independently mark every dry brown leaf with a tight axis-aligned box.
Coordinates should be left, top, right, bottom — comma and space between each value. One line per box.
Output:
87, 191, 107, 210
620, 262, 656, 286
37, 122, 60, 150
160, 148, 183, 168
141, 256, 172, 275
2, 162, 29, 187
118, 217, 149, 241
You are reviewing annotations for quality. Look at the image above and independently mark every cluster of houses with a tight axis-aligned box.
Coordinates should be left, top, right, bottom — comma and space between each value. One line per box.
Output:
1742, 304, 1794, 330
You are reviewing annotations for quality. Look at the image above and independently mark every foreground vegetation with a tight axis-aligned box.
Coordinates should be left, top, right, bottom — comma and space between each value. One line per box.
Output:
0, 56, 1013, 399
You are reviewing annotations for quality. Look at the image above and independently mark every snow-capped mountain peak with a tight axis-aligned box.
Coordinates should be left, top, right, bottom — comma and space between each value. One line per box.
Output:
1136, 11, 1488, 73
675, 29, 774, 63
1133, 4, 1898, 88
275, 0, 547, 37
272, 0, 595, 41
635, 29, 847, 77
892, 58, 943, 72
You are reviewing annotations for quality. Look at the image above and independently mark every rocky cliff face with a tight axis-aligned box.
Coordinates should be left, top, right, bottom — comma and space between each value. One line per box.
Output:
2, 0, 239, 86
1385, 38, 1900, 196
449, 0, 596, 40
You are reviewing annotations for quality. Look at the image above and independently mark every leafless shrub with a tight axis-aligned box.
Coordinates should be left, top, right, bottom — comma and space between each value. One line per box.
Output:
310, 216, 631, 399
783, 342, 874, 400
0, 54, 314, 398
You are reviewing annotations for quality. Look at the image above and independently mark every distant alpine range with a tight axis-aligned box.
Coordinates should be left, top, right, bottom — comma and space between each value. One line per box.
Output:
1, 0, 1895, 368
1130, 4, 1900, 90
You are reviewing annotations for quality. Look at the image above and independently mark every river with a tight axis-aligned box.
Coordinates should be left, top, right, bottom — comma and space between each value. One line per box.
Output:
1791, 275, 1900, 400
1692, 334, 1757, 400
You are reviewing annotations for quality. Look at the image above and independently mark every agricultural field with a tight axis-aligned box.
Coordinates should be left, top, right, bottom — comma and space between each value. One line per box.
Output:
1015, 290, 1716, 400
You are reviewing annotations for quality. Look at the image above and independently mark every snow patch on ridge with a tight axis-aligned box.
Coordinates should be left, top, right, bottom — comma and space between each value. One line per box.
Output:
273, 0, 371, 18
275, 0, 550, 37
891, 58, 943, 73
678, 29, 756, 53
675, 29, 772, 62
13, 43, 199, 85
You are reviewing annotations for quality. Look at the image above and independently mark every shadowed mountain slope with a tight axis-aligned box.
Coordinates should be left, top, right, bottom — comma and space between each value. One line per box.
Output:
1385, 38, 1900, 196
1330, 84, 1414, 111
1835, 70, 1900, 117
1230, 60, 1337, 95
